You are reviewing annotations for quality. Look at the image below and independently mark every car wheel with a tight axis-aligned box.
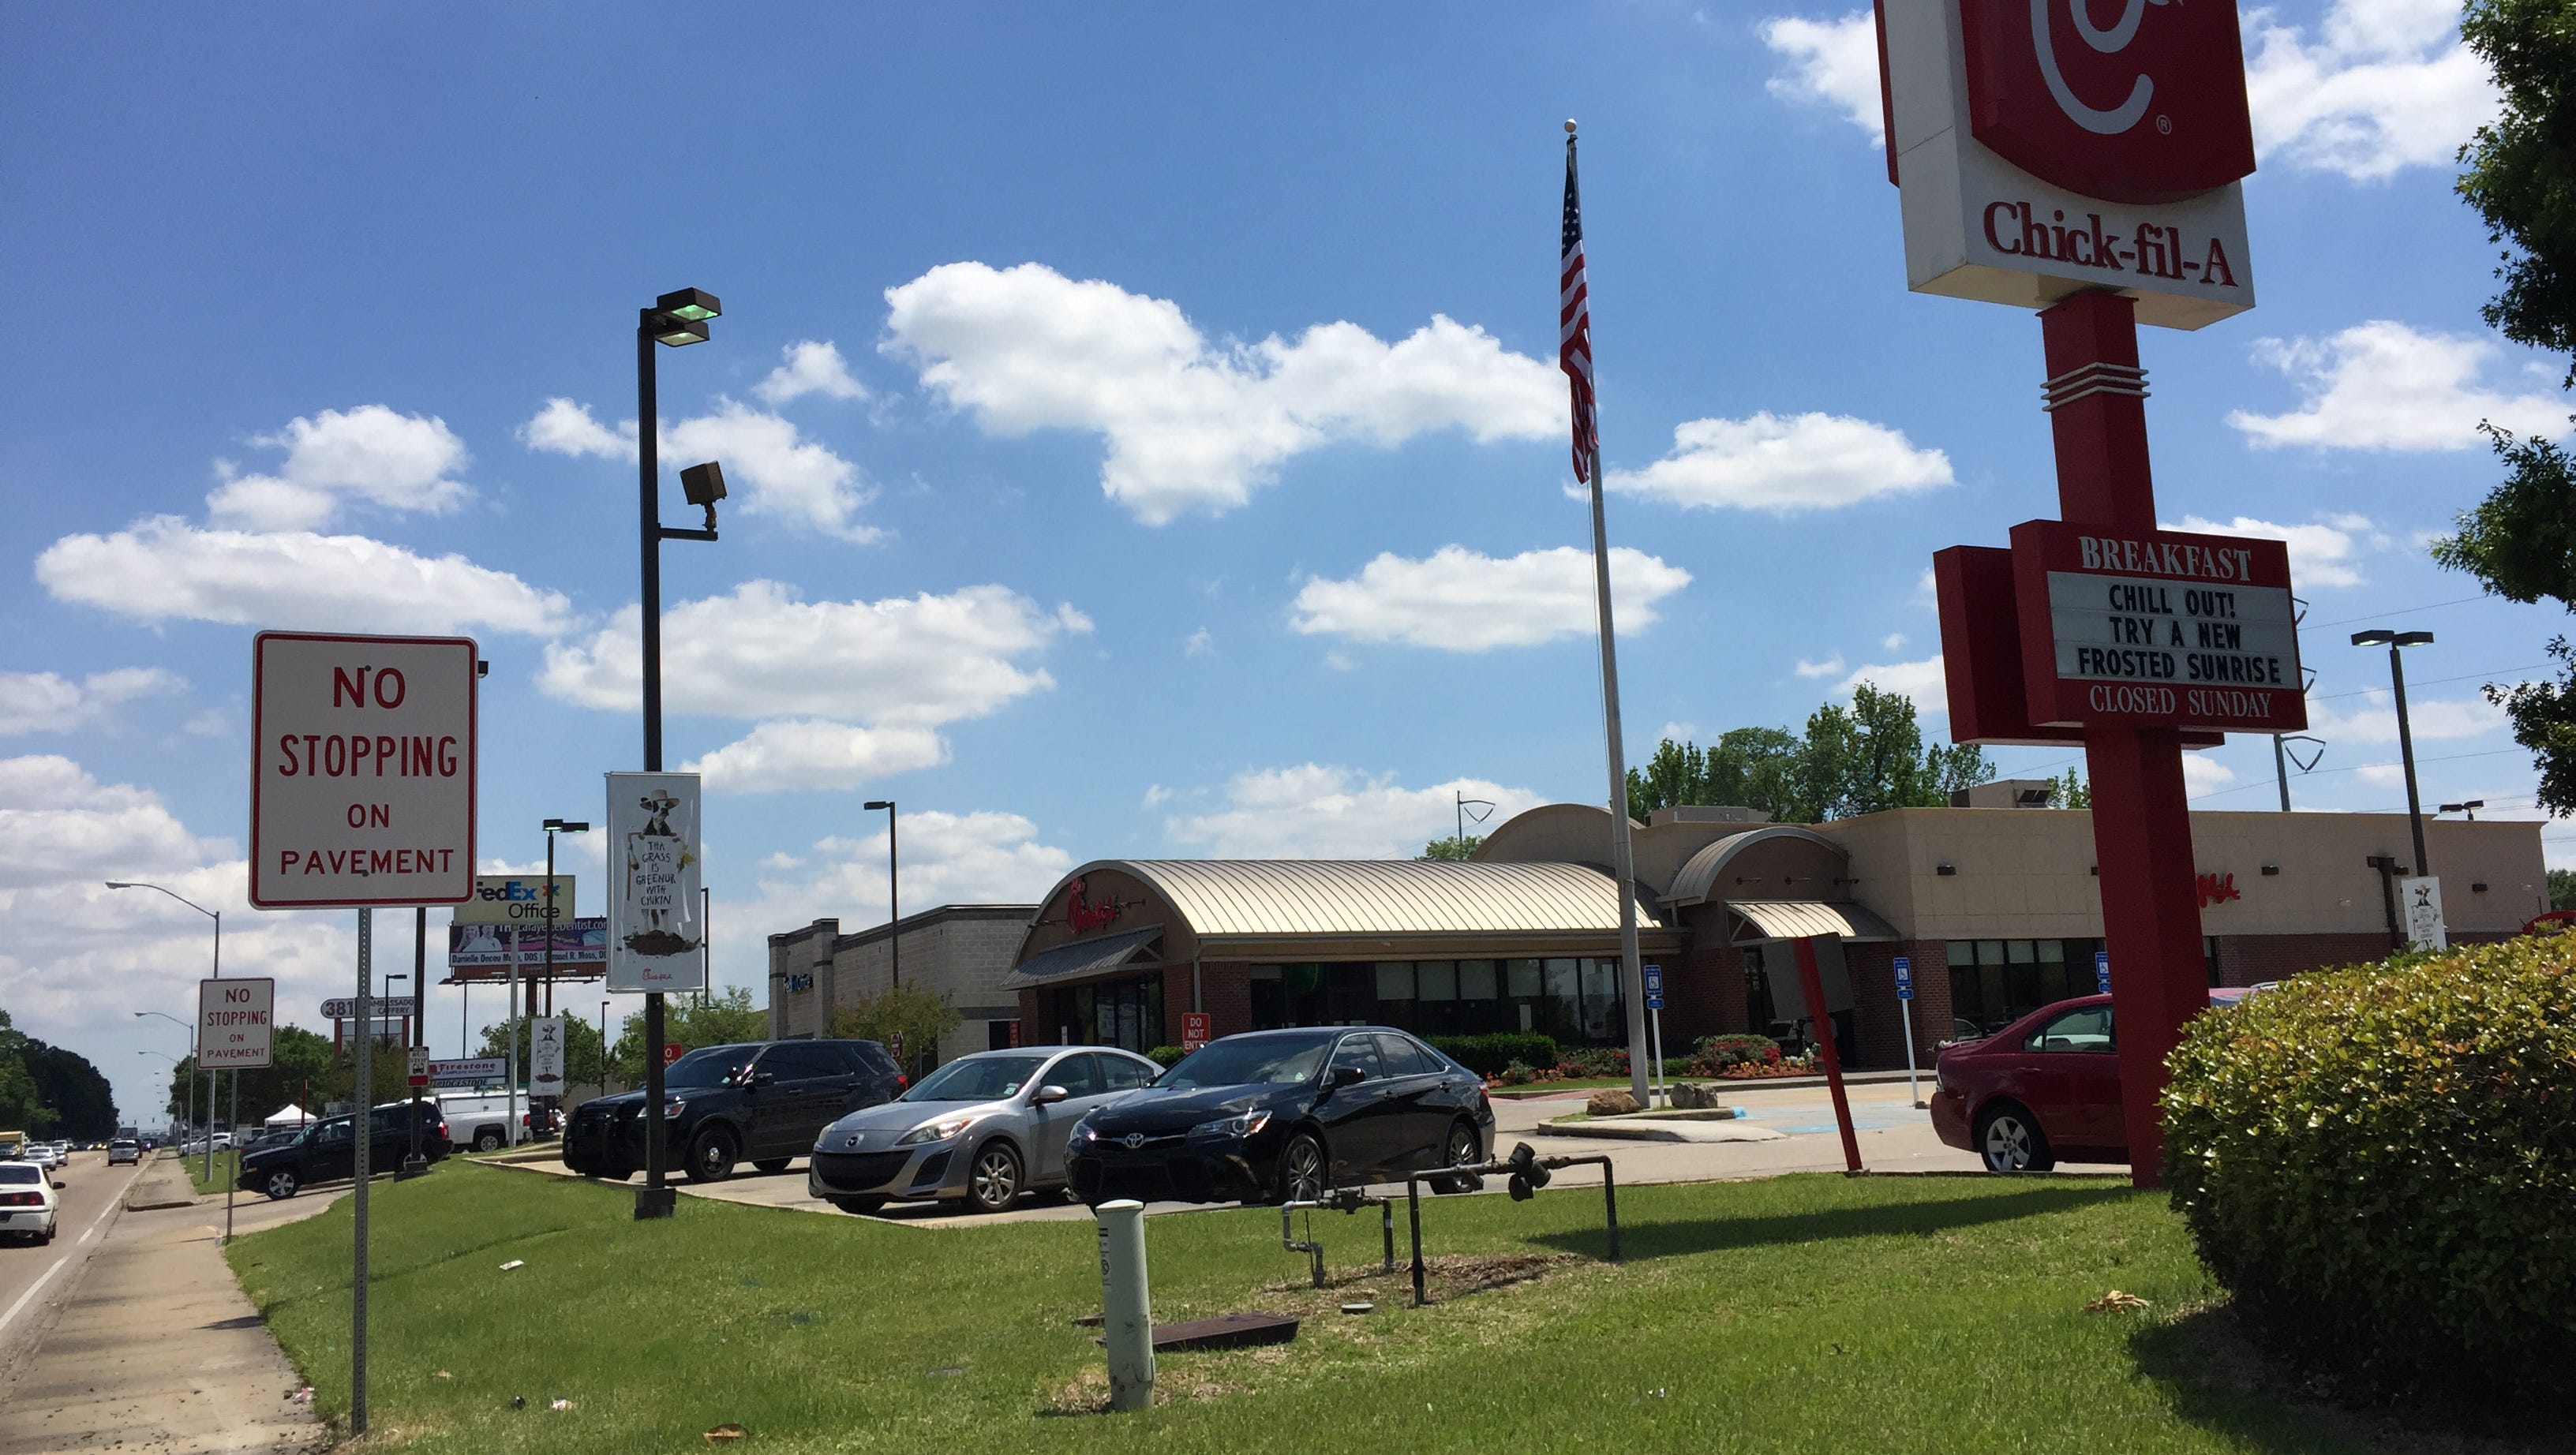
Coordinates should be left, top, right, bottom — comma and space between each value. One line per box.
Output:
830, 1195, 886, 1216
1276, 1131, 1327, 1204
473, 1129, 504, 1153
1429, 1120, 1486, 1194
751, 1157, 792, 1174
685, 1127, 738, 1184
964, 1140, 1024, 1214
1974, 1103, 2055, 1173
264, 1169, 300, 1200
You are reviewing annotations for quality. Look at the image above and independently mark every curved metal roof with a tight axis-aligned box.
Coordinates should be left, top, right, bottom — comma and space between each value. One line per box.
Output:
1666, 825, 1848, 907
1052, 859, 1668, 940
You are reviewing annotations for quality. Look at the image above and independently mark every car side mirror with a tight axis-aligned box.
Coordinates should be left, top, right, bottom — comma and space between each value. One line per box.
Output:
751, 1071, 775, 1088
1031, 1084, 1069, 1105
1330, 1064, 1366, 1089
51, 1180, 64, 1190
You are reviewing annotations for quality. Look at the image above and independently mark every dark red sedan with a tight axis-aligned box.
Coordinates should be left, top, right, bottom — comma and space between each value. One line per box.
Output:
1930, 989, 2252, 1172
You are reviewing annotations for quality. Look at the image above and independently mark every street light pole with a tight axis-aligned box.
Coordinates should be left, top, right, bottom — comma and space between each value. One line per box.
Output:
108, 882, 219, 1181
539, 820, 588, 1141
635, 286, 724, 1221
2353, 630, 2436, 877
864, 801, 899, 988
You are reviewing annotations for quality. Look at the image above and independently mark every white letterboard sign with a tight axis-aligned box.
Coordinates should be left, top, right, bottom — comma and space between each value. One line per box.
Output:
2010, 521, 2305, 734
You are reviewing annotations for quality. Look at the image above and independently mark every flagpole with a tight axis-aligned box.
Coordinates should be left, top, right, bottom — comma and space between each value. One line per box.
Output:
1566, 121, 1653, 1107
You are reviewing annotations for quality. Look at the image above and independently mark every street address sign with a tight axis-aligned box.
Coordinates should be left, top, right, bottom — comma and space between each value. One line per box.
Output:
250, 632, 477, 909
200, 978, 275, 1070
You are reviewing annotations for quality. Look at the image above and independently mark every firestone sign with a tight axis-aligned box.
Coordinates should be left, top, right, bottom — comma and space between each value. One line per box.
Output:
1878, 0, 2256, 327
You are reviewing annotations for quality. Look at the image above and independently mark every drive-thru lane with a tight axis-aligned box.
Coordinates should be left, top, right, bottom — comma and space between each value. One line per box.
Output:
0, 1152, 151, 1377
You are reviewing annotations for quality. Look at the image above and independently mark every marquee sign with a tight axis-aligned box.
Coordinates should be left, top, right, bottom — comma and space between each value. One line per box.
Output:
2010, 521, 2305, 732
1876, 0, 2256, 327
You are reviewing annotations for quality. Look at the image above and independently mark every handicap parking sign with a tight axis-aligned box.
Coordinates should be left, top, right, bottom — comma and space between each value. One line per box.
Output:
1642, 963, 1664, 1011
1893, 955, 1913, 1002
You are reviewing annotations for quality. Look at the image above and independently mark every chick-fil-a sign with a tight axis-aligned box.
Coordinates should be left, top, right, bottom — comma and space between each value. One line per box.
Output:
1958, 0, 2256, 204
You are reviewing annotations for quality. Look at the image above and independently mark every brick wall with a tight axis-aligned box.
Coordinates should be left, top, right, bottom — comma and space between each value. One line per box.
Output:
1200, 963, 1253, 1038
1840, 939, 1953, 1071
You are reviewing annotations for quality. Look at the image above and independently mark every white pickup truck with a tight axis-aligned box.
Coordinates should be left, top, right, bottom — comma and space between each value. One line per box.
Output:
433, 1092, 557, 1151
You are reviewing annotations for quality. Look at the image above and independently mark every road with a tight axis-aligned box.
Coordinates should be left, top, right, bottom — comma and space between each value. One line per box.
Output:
0, 1152, 152, 1375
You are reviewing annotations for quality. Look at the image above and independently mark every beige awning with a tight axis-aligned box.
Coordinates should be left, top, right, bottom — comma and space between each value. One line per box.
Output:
1002, 925, 1163, 990
1727, 900, 1900, 943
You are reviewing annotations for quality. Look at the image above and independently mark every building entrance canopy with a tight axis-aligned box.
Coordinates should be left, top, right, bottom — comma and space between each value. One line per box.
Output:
1727, 900, 1900, 945
1002, 925, 1162, 990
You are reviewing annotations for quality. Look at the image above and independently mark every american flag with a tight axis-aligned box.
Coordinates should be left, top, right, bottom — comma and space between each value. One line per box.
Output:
1559, 143, 1596, 484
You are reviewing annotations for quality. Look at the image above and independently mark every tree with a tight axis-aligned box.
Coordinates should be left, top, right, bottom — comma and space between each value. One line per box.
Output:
2551, 867, 2576, 910
1417, 835, 1484, 861
2434, 0, 2576, 808
0, 1012, 54, 1131
1625, 685, 1990, 825
827, 984, 963, 1068
608, 986, 769, 1086
25, 1045, 116, 1141
476, 1012, 608, 1091
2047, 768, 2092, 809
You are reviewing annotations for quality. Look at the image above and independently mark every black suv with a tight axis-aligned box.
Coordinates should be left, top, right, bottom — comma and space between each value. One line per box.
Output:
563, 1039, 904, 1184
238, 1101, 450, 1200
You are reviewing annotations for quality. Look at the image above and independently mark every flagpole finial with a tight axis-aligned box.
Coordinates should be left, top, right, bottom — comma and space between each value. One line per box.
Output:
1564, 118, 1578, 134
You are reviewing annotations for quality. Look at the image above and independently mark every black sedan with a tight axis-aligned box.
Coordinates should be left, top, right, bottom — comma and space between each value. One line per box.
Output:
1065, 1027, 1493, 1206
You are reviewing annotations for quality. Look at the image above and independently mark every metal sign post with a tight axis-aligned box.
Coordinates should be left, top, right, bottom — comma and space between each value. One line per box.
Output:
246, 630, 476, 1441
351, 907, 372, 1436
1893, 956, 1922, 1109
1642, 964, 1667, 1105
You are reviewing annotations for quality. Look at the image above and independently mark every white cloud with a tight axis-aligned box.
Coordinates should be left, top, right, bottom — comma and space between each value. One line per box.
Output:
740, 810, 1073, 933
1288, 545, 1690, 651
1761, 11, 1885, 143
2356, 761, 2409, 788
2244, 0, 2496, 181
0, 754, 370, 1129
542, 580, 1087, 724
1881, 633, 1908, 651
1606, 412, 1953, 511
1141, 784, 1173, 808
682, 720, 947, 795
1794, 654, 1848, 679
522, 398, 634, 459
754, 340, 870, 406
1165, 765, 1544, 859
2227, 322, 2565, 451
524, 398, 878, 540
2162, 513, 2374, 588
206, 406, 471, 531
2184, 754, 2239, 795
1835, 655, 1949, 713
1658, 721, 1700, 742
0, 668, 184, 736
1185, 627, 1213, 657
1762, 0, 2494, 183
879, 261, 1559, 524
2305, 690, 2504, 744
36, 517, 571, 636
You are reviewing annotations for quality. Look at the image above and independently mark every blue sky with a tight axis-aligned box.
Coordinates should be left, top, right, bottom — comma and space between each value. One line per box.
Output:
5, 3, 2562, 1123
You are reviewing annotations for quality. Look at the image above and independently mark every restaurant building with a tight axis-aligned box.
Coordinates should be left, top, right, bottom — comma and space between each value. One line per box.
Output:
984, 791, 2546, 1070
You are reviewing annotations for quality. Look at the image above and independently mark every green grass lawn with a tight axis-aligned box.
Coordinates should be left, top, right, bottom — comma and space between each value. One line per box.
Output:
186, 1149, 238, 1195
223, 1165, 2455, 1454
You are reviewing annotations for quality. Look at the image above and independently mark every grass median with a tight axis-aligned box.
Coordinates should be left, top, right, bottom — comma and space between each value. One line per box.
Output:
224, 1163, 2420, 1454
186, 1149, 238, 1196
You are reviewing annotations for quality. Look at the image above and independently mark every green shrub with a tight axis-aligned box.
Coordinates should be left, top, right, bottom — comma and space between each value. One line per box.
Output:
2162, 933, 2576, 1396
1558, 1045, 1631, 1079
1687, 1034, 1781, 1077
1144, 1045, 1188, 1069
1425, 1033, 1557, 1076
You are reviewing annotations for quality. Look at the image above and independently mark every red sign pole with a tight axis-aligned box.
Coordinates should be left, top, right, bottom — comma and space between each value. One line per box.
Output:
2041, 290, 2207, 1189
1789, 937, 1863, 1175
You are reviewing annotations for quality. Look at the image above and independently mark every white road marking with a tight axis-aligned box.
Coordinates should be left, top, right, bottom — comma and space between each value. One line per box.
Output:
0, 1257, 69, 1337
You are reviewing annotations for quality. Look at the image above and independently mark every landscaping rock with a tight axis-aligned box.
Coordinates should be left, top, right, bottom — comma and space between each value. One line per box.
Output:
1585, 1089, 1642, 1116
1668, 1082, 1725, 1110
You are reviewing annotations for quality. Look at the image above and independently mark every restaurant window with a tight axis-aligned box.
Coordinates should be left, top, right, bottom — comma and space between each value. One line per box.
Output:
1944, 939, 2101, 1037
1247, 957, 1623, 1044
1044, 974, 1163, 1054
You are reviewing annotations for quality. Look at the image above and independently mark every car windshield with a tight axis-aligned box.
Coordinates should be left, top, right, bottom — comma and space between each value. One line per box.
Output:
665, 1045, 759, 1089
901, 1054, 1050, 1103
1155, 1034, 1335, 1090
0, 1165, 38, 1184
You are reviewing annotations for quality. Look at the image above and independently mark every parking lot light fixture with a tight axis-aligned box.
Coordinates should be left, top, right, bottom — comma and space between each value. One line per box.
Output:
2351, 629, 2436, 880
865, 801, 898, 989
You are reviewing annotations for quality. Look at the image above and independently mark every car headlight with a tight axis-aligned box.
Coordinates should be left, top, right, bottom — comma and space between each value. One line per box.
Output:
1191, 1110, 1271, 1139
664, 1098, 687, 1117
896, 1113, 984, 1146
1065, 1121, 1097, 1147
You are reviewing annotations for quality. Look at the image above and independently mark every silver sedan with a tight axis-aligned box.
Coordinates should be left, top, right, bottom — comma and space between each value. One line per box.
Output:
807, 1045, 1162, 1214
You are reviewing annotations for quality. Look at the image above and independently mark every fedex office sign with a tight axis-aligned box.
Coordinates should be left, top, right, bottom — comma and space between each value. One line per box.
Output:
1878, 0, 2256, 329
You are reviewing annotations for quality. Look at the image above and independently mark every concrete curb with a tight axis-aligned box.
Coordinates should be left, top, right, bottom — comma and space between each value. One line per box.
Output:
1533, 1117, 1788, 1145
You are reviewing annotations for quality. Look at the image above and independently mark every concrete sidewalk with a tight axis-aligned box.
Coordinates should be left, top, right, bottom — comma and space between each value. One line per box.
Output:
125, 1152, 203, 1211
0, 1196, 324, 1453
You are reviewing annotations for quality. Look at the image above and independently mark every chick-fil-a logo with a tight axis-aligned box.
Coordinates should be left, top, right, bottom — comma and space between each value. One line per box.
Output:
1957, 0, 2257, 204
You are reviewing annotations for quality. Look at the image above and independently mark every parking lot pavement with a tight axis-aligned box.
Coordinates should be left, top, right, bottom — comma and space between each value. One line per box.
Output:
496, 1074, 1986, 1228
